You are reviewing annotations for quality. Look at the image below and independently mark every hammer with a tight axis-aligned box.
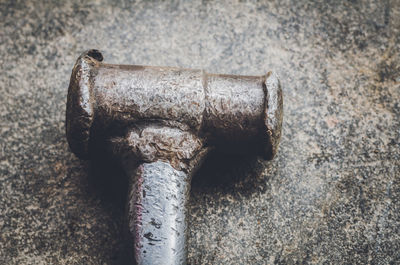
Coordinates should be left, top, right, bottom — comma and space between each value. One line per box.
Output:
66, 50, 283, 265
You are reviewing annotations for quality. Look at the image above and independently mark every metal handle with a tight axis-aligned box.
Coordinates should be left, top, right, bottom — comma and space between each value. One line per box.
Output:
127, 161, 190, 265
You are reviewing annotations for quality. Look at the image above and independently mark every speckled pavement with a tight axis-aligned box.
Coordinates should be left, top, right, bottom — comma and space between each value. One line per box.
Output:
1, 1, 400, 264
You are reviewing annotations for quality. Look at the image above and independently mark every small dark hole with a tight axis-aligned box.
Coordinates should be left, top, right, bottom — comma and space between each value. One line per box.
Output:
87, 49, 103, 61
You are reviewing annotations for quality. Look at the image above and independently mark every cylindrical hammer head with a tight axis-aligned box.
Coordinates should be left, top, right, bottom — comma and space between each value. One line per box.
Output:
66, 50, 283, 160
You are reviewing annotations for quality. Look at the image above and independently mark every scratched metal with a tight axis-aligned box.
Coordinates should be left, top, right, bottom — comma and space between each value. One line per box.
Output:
110, 125, 206, 264
66, 50, 283, 160
127, 161, 189, 265
65, 49, 283, 264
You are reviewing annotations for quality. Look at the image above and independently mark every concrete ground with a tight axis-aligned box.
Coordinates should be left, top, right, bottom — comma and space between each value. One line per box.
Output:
1, 0, 400, 264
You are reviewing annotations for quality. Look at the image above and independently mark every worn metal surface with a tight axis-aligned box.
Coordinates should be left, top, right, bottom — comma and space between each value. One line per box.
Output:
65, 50, 283, 264
111, 126, 207, 264
127, 161, 189, 265
66, 50, 283, 160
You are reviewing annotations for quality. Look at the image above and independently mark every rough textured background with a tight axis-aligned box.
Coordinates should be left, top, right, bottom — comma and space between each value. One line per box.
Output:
1, 0, 400, 264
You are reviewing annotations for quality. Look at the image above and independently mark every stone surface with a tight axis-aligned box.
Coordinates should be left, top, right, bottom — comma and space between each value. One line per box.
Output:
1, 0, 399, 264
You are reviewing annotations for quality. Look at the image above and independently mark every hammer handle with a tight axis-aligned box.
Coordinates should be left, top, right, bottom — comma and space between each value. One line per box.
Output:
127, 161, 190, 265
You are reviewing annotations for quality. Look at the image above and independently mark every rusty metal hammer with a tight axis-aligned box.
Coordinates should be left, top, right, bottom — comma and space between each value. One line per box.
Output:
66, 49, 283, 265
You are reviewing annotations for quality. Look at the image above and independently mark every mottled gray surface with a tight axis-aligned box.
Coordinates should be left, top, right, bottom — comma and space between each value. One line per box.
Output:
1, 0, 400, 264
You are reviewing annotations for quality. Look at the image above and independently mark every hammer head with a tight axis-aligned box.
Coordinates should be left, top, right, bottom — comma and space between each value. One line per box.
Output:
66, 50, 283, 161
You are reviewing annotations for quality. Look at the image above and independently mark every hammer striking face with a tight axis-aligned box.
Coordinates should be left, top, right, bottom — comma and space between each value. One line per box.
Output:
66, 50, 283, 265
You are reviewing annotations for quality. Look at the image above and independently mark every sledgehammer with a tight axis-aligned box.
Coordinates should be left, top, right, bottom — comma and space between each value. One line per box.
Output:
66, 49, 282, 265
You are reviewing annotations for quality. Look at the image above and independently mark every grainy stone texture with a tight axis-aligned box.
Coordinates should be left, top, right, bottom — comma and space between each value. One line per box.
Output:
1, 0, 399, 264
